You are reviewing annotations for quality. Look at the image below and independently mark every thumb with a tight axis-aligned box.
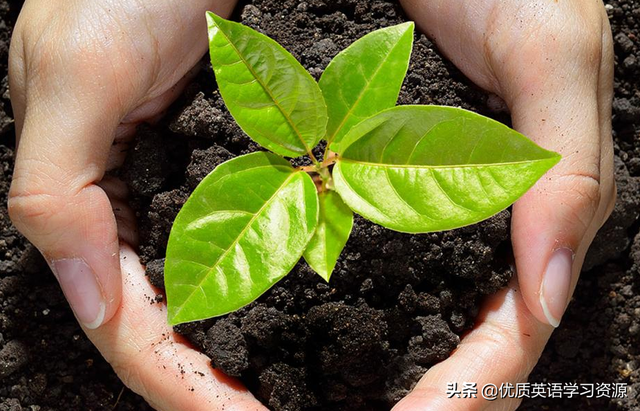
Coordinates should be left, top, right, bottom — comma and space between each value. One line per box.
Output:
6, 42, 192, 330
508, 22, 615, 327
8, 92, 126, 329
6, 16, 138, 328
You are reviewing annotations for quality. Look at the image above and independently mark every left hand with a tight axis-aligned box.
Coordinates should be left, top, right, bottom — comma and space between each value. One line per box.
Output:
8, 1, 265, 409
393, 0, 615, 409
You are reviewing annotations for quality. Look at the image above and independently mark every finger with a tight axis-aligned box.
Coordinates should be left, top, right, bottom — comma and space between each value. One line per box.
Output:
84, 244, 267, 411
392, 277, 553, 411
7, 45, 134, 327
7, 22, 26, 140
8, 0, 162, 330
506, 11, 615, 327
8, 66, 193, 330
97, 176, 139, 247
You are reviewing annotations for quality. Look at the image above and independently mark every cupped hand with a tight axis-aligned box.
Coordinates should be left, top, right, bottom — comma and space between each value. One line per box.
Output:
8, 0, 615, 410
393, 0, 615, 410
8, 1, 265, 410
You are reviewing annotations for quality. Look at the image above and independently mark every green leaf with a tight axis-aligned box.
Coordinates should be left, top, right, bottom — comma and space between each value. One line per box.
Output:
320, 22, 414, 152
165, 152, 319, 325
303, 190, 354, 281
333, 106, 561, 233
207, 12, 327, 158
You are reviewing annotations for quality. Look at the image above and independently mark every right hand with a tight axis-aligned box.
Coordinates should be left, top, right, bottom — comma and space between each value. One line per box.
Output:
9, 1, 265, 409
394, 1, 614, 410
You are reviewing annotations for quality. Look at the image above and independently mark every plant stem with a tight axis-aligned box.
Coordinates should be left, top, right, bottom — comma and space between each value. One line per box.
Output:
322, 151, 338, 167
308, 150, 320, 167
322, 141, 333, 162
318, 166, 331, 182
297, 164, 318, 173
298, 151, 338, 192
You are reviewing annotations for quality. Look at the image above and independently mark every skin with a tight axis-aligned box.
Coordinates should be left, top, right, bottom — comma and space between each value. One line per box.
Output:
7, 0, 614, 410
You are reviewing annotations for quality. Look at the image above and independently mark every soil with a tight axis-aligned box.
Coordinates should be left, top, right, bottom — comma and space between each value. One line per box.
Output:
129, 1, 514, 410
0, 1, 638, 411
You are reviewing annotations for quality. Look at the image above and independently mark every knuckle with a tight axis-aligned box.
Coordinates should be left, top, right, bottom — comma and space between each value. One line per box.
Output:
7, 189, 61, 234
515, 7, 604, 71
18, 10, 140, 93
29, 33, 103, 78
553, 10, 604, 65
474, 322, 535, 382
561, 172, 602, 211
8, 161, 71, 231
553, 171, 602, 231
110, 359, 155, 402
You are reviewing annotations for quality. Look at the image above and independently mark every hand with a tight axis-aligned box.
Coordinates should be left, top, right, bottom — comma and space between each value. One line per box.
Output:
393, 0, 615, 409
8, 1, 265, 409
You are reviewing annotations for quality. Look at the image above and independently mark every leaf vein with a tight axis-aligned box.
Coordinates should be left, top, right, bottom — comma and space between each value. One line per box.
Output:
404, 123, 439, 165
325, 33, 408, 145
171, 172, 298, 319
383, 168, 432, 220
339, 158, 550, 169
214, 26, 315, 155
430, 170, 477, 213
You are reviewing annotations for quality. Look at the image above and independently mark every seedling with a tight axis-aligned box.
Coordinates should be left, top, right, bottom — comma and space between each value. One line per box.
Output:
164, 13, 561, 325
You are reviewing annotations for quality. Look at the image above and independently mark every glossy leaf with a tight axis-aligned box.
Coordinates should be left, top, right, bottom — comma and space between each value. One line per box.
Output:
207, 12, 327, 157
320, 22, 414, 152
303, 190, 354, 281
334, 106, 561, 233
165, 152, 319, 325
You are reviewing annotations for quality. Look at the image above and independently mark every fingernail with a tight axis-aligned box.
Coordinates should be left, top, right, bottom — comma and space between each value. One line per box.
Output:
539, 248, 574, 328
51, 259, 106, 329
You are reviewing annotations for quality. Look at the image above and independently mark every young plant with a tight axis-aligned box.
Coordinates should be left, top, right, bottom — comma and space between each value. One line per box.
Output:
164, 13, 561, 325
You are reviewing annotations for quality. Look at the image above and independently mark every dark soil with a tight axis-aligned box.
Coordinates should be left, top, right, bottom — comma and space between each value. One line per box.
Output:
0, 1, 638, 411
127, 1, 514, 410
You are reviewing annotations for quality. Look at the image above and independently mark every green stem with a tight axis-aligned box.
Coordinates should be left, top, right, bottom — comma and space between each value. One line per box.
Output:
308, 150, 321, 167
322, 142, 332, 162
318, 166, 331, 182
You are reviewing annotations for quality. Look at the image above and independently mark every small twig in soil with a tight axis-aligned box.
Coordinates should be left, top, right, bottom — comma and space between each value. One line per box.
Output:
112, 386, 125, 410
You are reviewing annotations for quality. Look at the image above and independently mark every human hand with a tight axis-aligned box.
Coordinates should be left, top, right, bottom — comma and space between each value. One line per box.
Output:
8, 1, 266, 409
9, 0, 615, 410
393, 0, 615, 409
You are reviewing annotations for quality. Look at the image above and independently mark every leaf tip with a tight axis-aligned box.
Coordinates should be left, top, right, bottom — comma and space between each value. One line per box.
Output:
206, 11, 221, 40
205, 10, 217, 26
304, 251, 333, 283
405, 21, 416, 33
549, 150, 562, 168
206, 10, 221, 22
316, 265, 332, 282
542, 149, 562, 168
394, 21, 415, 37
